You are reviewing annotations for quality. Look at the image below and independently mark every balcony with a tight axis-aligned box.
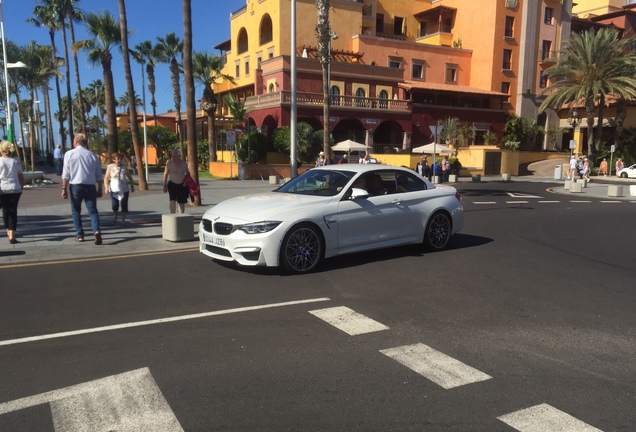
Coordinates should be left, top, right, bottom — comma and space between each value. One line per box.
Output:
245, 91, 411, 113
416, 31, 454, 47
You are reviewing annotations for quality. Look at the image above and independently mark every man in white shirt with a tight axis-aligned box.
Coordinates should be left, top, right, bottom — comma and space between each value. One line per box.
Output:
568, 155, 578, 180
53, 144, 63, 176
61, 133, 104, 244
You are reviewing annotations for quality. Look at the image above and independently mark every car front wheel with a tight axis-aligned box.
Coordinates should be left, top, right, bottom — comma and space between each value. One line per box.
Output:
620, 172, 628, 178
424, 211, 451, 251
280, 223, 323, 274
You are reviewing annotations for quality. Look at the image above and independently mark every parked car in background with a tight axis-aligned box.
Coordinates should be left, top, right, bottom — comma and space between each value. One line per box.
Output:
618, 164, 636, 178
199, 165, 463, 274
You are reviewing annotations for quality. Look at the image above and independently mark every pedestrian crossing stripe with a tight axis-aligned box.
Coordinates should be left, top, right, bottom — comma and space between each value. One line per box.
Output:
309, 306, 389, 335
380, 343, 492, 389
497, 403, 603, 431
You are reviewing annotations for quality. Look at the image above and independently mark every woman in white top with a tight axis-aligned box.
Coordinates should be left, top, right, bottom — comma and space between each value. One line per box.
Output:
0, 140, 26, 244
104, 152, 134, 225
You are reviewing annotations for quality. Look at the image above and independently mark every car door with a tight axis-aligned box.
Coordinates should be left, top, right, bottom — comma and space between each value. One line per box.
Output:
334, 170, 413, 252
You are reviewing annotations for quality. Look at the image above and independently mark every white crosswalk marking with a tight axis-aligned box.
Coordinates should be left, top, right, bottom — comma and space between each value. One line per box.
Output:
309, 306, 389, 335
474, 201, 497, 205
380, 343, 492, 389
538, 200, 560, 203
0, 368, 184, 431
498, 403, 603, 431
506, 201, 529, 204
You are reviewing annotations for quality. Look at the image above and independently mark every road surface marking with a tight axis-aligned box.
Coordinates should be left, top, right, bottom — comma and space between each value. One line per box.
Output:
506, 201, 529, 204
0, 368, 184, 431
380, 343, 492, 389
538, 201, 560, 203
309, 306, 389, 335
0, 298, 331, 347
473, 201, 497, 205
569, 200, 591, 203
497, 403, 603, 431
506, 193, 543, 198
599, 200, 621, 204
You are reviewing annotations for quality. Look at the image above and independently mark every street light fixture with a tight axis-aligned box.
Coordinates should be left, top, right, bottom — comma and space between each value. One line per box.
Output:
567, 108, 582, 157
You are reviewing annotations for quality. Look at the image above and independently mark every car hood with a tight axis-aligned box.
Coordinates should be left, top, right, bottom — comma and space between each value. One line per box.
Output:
204, 192, 333, 222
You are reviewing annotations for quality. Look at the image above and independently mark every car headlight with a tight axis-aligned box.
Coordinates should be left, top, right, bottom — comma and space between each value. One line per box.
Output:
238, 221, 282, 234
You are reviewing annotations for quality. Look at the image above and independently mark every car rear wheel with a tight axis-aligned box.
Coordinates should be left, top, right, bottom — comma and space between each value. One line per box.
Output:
280, 223, 323, 274
424, 211, 451, 251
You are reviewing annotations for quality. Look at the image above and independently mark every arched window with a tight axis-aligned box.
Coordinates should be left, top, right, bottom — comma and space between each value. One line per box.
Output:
260, 14, 273, 45
237, 28, 249, 54
378, 90, 389, 109
355, 88, 366, 107
268, 83, 275, 93
329, 86, 340, 106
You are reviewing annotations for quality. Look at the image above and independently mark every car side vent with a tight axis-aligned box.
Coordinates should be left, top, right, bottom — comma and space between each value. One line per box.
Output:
214, 222, 234, 235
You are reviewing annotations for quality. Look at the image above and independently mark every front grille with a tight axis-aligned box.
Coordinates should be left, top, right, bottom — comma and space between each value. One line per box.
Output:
214, 222, 234, 235
202, 219, 212, 232
206, 244, 231, 257
241, 251, 260, 261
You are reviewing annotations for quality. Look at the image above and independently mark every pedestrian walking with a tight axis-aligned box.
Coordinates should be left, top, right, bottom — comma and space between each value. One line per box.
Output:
616, 158, 624, 176
53, 144, 64, 176
162, 148, 190, 214
104, 152, 134, 225
0, 140, 26, 244
61, 133, 104, 244
599, 158, 608, 176
568, 155, 577, 180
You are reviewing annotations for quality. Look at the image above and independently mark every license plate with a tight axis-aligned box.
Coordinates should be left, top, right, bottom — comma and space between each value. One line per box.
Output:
203, 232, 225, 247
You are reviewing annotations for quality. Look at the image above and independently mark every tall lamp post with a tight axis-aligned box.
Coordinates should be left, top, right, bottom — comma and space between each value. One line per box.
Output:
567, 108, 581, 158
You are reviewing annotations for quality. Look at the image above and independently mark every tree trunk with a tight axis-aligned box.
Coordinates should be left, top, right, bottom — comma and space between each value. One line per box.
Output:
60, 19, 74, 145
595, 93, 605, 154
183, 0, 200, 205
585, 95, 595, 157
48, 29, 66, 149
67, 1, 87, 135
316, 0, 331, 163
118, 0, 148, 190
102, 56, 119, 158
147, 63, 157, 123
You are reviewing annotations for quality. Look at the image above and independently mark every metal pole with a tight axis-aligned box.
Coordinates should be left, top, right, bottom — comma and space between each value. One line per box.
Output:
290, 0, 298, 178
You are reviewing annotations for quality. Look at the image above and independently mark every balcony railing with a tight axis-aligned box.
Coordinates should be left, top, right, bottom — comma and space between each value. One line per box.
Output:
245, 91, 411, 113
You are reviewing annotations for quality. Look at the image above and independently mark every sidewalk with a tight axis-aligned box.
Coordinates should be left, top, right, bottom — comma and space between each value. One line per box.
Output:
2, 167, 634, 267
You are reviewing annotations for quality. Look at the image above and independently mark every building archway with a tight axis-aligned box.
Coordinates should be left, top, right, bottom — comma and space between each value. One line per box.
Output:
259, 14, 273, 45
332, 118, 366, 144
237, 28, 249, 54
374, 120, 404, 153
298, 116, 323, 131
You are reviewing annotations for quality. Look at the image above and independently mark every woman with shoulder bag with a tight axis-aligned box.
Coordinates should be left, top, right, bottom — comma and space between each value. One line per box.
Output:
0, 141, 26, 244
104, 152, 134, 225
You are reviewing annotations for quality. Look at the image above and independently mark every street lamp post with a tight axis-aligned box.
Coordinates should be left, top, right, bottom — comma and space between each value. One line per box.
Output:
327, 30, 338, 103
567, 108, 582, 158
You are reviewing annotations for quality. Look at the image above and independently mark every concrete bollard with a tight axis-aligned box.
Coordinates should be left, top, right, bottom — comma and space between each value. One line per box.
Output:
502, 173, 511, 182
471, 174, 481, 182
608, 185, 624, 197
564, 180, 572, 190
269, 175, 280, 185
448, 174, 458, 183
162, 214, 194, 242
570, 181, 583, 193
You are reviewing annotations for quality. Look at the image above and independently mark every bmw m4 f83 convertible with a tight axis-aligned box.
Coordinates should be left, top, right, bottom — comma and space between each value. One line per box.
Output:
199, 164, 463, 274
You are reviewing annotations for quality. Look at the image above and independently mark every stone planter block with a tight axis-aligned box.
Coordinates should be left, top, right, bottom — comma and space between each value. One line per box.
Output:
582, 179, 588, 188
433, 175, 441, 184
570, 181, 583, 193
269, 175, 280, 185
608, 185, 623, 197
448, 174, 458, 183
564, 180, 572, 190
162, 214, 194, 242
471, 174, 481, 182
502, 173, 511, 182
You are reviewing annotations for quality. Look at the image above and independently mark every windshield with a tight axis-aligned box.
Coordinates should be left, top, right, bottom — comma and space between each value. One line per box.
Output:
276, 169, 356, 196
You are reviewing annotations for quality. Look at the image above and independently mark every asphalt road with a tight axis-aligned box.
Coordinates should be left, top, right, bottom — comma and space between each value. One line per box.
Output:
0, 181, 634, 431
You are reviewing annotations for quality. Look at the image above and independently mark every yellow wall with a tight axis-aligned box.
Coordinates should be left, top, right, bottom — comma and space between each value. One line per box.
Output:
573, 0, 625, 17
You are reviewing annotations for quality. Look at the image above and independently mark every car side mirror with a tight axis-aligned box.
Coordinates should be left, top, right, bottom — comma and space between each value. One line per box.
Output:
350, 187, 370, 199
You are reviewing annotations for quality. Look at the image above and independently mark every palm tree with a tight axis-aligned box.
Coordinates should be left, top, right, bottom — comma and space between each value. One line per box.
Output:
224, 93, 252, 163
28, 1, 66, 148
117, 0, 148, 190
155, 32, 185, 156
73, 11, 121, 157
61, 0, 87, 135
193, 52, 235, 163
134, 41, 159, 123
540, 28, 636, 156
316, 0, 331, 163
182, 0, 200, 204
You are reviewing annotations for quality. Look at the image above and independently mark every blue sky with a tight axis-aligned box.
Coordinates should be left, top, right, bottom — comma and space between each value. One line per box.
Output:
3, 0, 245, 117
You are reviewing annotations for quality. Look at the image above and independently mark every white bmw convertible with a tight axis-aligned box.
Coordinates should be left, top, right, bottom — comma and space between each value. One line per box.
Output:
199, 164, 463, 274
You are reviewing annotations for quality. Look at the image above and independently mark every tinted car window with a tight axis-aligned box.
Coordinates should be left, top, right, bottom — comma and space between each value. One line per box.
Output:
276, 169, 355, 196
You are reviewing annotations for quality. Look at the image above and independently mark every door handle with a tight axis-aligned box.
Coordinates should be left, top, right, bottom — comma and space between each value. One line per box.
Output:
392, 199, 402, 205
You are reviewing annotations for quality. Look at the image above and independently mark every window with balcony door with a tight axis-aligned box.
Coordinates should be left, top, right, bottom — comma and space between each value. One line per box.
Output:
378, 90, 389, 109
503, 49, 512, 70
544, 7, 554, 25
394, 16, 405, 36
443, 17, 452, 33
355, 88, 366, 107
501, 82, 511, 103
541, 40, 552, 60
376, 13, 384, 33
419, 22, 428, 38
505, 16, 514, 38
329, 86, 340, 106
539, 72, 547, 89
